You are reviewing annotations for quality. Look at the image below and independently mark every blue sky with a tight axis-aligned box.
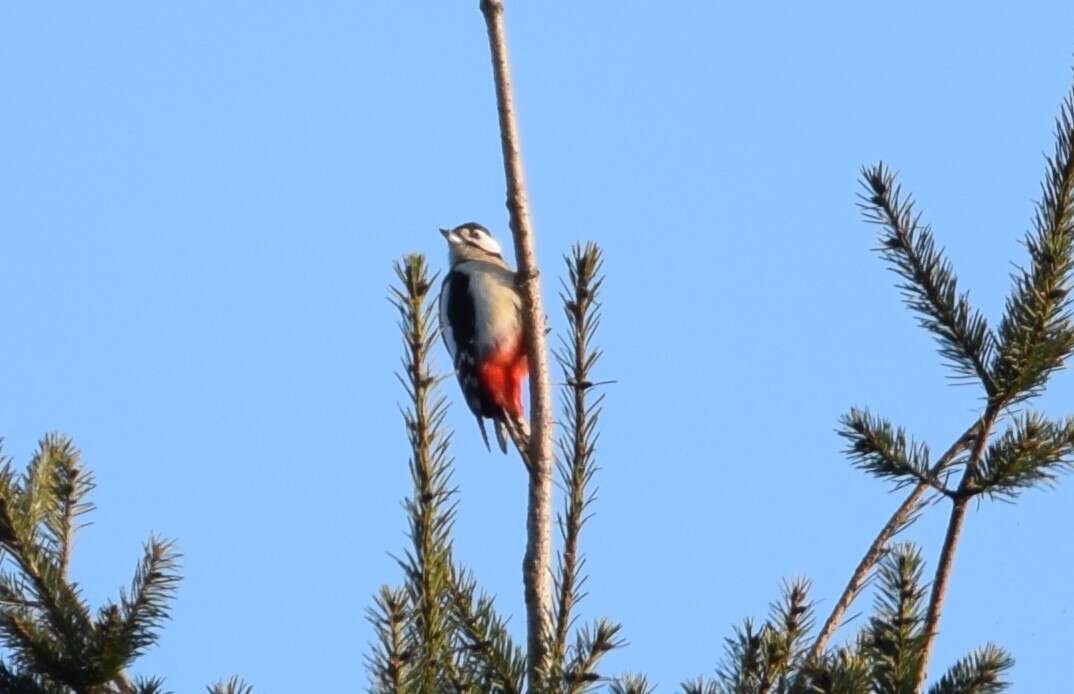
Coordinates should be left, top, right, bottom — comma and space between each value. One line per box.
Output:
2, 1, 1073, 691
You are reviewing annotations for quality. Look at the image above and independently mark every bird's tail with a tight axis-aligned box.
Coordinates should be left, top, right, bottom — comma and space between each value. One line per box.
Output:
494, 418, 509, 454
475, 415, 492, 452
496, 414, 531, 470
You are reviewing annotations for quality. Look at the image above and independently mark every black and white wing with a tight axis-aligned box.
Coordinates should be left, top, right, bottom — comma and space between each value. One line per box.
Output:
439, 269, 493, 450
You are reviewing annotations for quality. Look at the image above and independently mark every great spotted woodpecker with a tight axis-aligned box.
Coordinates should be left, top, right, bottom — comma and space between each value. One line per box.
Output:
438, 223, 528, 453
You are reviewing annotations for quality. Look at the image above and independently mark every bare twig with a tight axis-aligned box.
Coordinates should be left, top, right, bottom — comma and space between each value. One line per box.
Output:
808, 419, 981, 660
479, 0, 555, 687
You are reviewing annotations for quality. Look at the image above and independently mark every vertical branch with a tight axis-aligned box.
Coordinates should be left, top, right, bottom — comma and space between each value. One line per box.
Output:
366, 586, 411, 693
809, 419, 979, 660
913, 498, 969, 692
913, 416, 995, 691
479, 0, 555, 686
914, 78, 1074, 690
390, 254, 456, 690
551, 244, 605, 671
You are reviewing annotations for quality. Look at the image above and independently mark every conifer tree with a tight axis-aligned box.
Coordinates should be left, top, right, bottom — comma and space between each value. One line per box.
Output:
0, 435, 249, 693
368, 248, 626, 693
812, 74, 1074, 689
368, 5, 1074, 688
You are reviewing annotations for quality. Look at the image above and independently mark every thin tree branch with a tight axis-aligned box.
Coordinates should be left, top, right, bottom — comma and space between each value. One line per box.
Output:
551, 244, 605, 673
808, 419, 980, 661
479, 0, 555, 688
913, 414, 996, 691
914, 497, 969, 694
859, 164, 997, 392
392, 255, 456, 690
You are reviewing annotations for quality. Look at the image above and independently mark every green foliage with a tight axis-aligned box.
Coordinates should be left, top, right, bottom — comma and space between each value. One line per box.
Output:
608, 674, 655, 694
129, 676, 169, 694
0, 435, 244, 693
686, 553, 1011, 694
449, 569, 526, 693
560, 620, 623, 694
208, 676, 255, 694
972, 413, 1074, 499
858, 164, 995, 392
369, 255, 526, 694
695, 579, 812, 694
840, 409, 940, 492
796, 646, 873, 694
859, 81, 1074, 409
371, 249, 628, 693
862, 545, 926, 693
822, 77, 1074, 690
926, 645, 1012, 694
680, 677, 719, 694
991, 86, 1074, 405
367, 586, 411, 691
549, 244, 621, 689
390, 253, 459, 691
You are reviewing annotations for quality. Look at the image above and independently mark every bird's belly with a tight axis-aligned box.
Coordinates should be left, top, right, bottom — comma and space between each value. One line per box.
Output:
472, 280, 522, 357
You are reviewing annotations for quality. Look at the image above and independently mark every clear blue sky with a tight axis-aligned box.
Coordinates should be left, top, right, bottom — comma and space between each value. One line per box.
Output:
2, 2, 1073, 691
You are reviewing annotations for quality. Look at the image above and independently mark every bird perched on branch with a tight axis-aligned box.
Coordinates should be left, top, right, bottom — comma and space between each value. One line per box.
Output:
439, 223, 529, 454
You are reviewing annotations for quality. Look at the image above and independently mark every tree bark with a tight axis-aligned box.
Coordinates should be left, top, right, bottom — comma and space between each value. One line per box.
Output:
913, 495, 969, 691
479, 0, 555, 687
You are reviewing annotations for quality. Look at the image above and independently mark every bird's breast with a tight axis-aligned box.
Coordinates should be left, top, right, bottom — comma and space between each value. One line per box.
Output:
467, 266, 522, 357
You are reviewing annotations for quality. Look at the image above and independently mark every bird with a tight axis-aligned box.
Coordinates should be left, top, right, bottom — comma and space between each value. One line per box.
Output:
438, 222, 529, 454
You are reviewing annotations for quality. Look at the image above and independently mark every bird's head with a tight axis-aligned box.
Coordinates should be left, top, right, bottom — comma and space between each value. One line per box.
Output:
440, 223, 505, 265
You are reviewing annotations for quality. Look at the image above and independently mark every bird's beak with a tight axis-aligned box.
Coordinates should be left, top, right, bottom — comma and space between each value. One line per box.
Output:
440, 227, 456, 243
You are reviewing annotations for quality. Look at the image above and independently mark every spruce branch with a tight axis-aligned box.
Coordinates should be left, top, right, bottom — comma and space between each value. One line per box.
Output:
388, 254, 460, 692
863, 544, 926, 694
479, 0, 556, 686
0, 607, 73, 686
992, 83, 1074, 405
449, 570, 526, 694
840, 409, 950, 495
366, 586, 411, 693
859, 164, 996, 392
796, 645, 874, 694
0, 442, 190, 691
679, 677, 718, 694
757, 579, 813, 693
925, 644, 1013, 694
715, 619, 766, 692
129, 675, 168, 694
561, 619, 623, 693
705, 579, 812, 694
972, 413, 1074, 498
0, 659, 67, 694
207, 676, 254, 694
28, 436, 94, 580
912, 76, 1074, 691
91, 537, 181, 678
551, 243, 607, 673
0, 458, 96, 681
609, 673, 655, 694
914, 413, 996, 692
809, 419, 979, 661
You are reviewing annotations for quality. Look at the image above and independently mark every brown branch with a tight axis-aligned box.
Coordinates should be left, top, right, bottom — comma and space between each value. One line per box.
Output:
479, 0, 555, 688
808, 418, 981, 661
913, 413, 996, 691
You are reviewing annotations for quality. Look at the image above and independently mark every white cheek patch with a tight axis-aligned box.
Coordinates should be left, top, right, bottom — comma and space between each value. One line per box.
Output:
480, 237, 504, 256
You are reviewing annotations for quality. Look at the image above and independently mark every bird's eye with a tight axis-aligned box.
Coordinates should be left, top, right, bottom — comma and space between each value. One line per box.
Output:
469, 229, 481, 238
